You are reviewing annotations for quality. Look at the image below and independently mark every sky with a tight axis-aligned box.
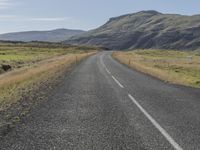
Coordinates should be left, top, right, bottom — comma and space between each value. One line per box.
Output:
0, 0, 200, 34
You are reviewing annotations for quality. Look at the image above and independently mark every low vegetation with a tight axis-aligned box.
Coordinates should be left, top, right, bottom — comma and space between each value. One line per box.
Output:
113, 49, 200, 88
0, 42, 96, 74
0, 42, 97, 135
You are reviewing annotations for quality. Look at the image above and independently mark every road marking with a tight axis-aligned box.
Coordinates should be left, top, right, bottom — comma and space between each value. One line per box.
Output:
112, 76, 124, 88
100, 53, 112, 75
100, 53, 106, 67
128, 94, 183, 150
101, 57, 111, 74
105, 68, 111, 74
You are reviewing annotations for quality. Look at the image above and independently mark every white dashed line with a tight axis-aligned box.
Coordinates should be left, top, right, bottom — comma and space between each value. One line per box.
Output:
105, 68, 111, 74
100, 54, 112, 75
112, 76, 124, 88
101, 54, 123, 88
128, 94, 183, 150
101, 53, 183, 149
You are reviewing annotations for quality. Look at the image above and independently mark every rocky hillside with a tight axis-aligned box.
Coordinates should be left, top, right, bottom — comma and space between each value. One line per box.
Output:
65, 11, 200, 50
0, 29, 85, 42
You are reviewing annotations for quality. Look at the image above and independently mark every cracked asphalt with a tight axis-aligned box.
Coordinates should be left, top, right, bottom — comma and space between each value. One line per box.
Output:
0, 51, 200, 150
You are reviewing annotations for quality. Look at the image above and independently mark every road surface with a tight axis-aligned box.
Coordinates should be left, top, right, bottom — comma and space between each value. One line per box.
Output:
1, 51, 200, 150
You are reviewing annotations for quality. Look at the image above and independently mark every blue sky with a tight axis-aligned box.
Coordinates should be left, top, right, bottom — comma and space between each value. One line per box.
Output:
0, 0, 200, 33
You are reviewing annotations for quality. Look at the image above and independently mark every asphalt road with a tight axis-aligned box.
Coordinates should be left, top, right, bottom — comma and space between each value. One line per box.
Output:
1, 51, 200, 150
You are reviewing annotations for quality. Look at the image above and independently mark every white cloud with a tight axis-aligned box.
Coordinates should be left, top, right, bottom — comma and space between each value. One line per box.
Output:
0, 15, 70, 22
0, 1, 70, 22
28, 17, 70, 22
0, 0, 12, 9
0, 15, 15, 20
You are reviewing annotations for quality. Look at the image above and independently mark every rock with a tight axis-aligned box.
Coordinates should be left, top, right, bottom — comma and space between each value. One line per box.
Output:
1, 64, 12, 71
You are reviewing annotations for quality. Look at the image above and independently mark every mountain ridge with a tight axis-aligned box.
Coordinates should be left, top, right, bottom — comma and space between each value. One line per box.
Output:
0, 28, 85, 42
65, 11, 200, 50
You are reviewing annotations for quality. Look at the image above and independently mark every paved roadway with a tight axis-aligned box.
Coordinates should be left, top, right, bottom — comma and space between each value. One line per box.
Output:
1, 51, 200, 150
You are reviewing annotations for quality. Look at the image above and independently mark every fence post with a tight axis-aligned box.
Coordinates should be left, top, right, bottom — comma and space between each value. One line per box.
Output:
76, 56, 78, 65
128, 59, 131, 66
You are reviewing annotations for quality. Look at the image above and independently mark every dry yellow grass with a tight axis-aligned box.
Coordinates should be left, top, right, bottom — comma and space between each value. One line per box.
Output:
0, 52, 96, 110
0, 42, 99, 74
113, 50, 200, 88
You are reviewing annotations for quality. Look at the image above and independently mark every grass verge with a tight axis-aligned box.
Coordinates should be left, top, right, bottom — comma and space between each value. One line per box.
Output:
0, 53, 95, 110
0, 42, 97, 136
113, 49, 200, 88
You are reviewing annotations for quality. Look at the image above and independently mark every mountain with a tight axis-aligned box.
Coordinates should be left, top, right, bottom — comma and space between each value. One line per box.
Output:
0, 29, 85, 42
65, 10, 200, 50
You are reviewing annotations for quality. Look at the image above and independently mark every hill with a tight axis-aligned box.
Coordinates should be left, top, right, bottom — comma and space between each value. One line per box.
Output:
0, 29, 85, 42
65, 10, 200, 50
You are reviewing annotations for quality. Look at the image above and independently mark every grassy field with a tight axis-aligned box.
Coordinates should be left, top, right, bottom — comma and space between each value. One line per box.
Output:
0, 42, 97, 111
0, 42, 95, 74
113, 49, 200, 88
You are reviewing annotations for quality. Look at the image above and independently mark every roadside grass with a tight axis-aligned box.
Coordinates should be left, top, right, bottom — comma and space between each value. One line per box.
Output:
0, 43, 94, 73
113, 49, 200, 88
0, 53, 94, 111
0, 42, 97, 110
0, 42, 97, 135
